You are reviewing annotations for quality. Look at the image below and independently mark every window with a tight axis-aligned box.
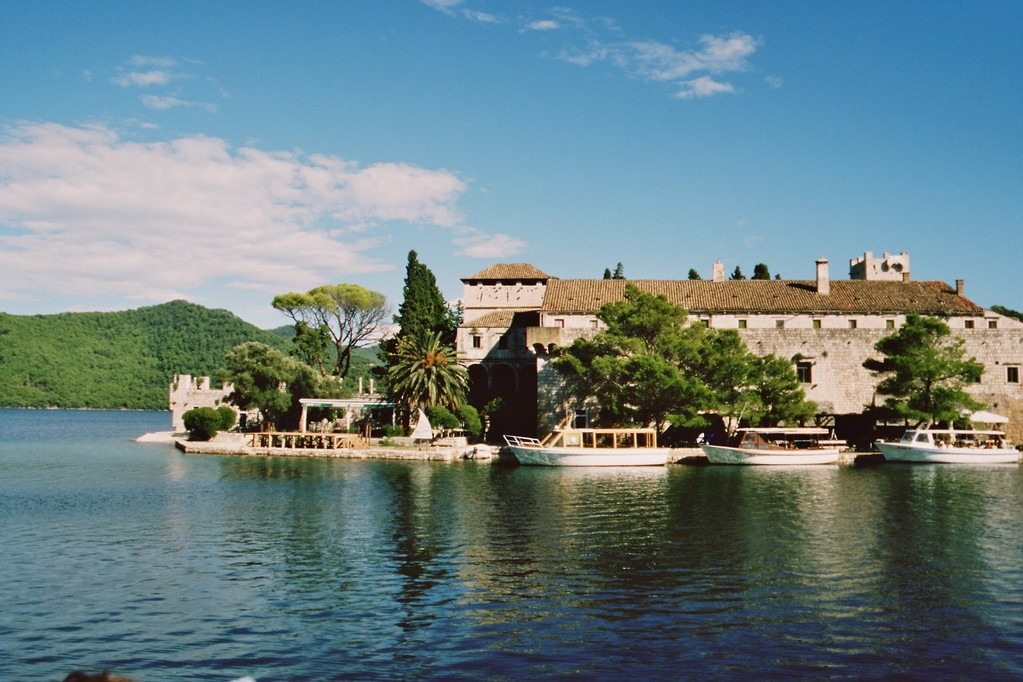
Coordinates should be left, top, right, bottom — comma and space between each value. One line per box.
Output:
738, 319, 747, 329
472, 335, 482, 349
812, 319, 822, 330
1008, 366, 1020, 384
776, 319, 785, 329
886, 319, 895, 330
965, 320, 975, 329
849, 319, 858, 329
796, 361, 813, 383
989, 320, 998, 329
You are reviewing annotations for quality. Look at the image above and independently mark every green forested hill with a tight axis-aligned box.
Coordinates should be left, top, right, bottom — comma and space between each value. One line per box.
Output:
0, 300, 375, 410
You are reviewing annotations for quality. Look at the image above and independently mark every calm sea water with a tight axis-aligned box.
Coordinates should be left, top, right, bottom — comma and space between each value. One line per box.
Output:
2, 409, 1022, 681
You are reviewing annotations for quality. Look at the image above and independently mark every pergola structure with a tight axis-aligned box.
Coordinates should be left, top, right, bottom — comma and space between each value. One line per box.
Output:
298, 397, 396, 433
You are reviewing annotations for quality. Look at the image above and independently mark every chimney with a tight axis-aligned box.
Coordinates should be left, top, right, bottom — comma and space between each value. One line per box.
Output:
956, 279, 964, 296
713, 260, 724, 282
816, 258, 830, 295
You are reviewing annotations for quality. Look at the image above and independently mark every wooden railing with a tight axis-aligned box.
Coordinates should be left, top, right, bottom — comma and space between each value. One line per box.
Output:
249, 431, 367, 450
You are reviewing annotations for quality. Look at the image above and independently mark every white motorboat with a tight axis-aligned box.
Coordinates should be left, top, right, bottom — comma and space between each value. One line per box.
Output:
876, 427, 1019, 464
504, 427, 670, 466
700, 427, 843, 465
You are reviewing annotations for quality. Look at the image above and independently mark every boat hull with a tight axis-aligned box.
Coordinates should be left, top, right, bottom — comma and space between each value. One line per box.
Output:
876, 442, 1019, 464
700, 443, 840, 465
507, 445, 671, 467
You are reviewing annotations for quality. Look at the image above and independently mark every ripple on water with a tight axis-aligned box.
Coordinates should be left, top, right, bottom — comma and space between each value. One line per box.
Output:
3, 414, 1023, 679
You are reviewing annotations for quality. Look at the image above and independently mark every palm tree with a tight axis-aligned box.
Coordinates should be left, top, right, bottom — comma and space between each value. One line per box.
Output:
386, 332, 469, 420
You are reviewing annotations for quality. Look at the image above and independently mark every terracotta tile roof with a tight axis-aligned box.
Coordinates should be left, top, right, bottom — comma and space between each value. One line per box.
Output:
541, 279, 983, 315
462, 263, 554, 281
461, 310, 540, 328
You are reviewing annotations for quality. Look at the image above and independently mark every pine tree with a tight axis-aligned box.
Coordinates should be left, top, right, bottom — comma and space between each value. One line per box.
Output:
730, 266, 746, 280
752, 263, 771, 280
688, 268, 702, 280
863, 314, 984, 425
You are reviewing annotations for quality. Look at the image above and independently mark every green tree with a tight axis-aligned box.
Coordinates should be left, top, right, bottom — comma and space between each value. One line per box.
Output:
393, 250, 455, 344
555, 284, 817, 433
386, 332, 469, 421
752, 263, 771, 280
380, 251, 460, 392
863, 313, 984, 425
612, 262, 626, 280
687, 268, 702, 280
691, 329, 758, 432
991, 305, 1023, 323
426, 405, 461, 429
730, 266, 745, 280
555, 284, 711, 430
223, 342, 341, 430
603, 268, 612, 279
272, 284, 388, 378
749, 355, 817, 427
456, 403, 483, 441
291, 320, 331, 374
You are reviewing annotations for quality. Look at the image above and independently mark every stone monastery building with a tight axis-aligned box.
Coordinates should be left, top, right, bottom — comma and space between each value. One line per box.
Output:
456, 252, 1023, 445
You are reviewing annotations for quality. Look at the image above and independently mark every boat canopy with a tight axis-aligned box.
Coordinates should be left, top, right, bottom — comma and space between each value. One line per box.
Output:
966, 410, 1009, 424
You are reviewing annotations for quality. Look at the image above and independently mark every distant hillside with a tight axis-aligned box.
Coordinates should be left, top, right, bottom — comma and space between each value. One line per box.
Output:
0, 300, 380, 410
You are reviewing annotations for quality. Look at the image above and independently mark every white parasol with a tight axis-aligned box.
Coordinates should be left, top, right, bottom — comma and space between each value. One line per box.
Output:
966, 410, 1009, 424
411, 408, 434, 441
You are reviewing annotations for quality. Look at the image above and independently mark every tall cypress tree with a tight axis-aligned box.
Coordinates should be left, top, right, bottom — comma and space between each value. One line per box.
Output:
393, 250, 452, 343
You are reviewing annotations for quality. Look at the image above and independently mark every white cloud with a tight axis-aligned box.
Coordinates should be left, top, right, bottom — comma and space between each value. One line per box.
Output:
526, 20, 559, 31
128, 55, 183, 69
437, 2, 763, 101
675, 76, 736, 100
140, 94, 218, 113
0, 122, 475, 309
420, 0, 498, 23
453, 231, 526, 258
427, 4, 759, 99
113, 70, 174, 87
613, 32, 758, 96
421, 0, 462, 9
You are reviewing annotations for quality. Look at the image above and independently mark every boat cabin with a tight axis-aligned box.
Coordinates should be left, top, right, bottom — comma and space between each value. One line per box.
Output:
730, 427, 834, 451
901, 429, 1010, 449
541, 428, 660, 449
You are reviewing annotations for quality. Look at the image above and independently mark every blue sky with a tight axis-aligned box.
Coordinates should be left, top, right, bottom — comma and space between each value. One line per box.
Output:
1, 0, 1020, 329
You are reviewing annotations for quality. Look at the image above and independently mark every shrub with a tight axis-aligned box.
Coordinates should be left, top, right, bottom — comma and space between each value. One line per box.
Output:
216, 405, 237, 431
456, 404, 482, 442
426, 406, 460, 430
183, 407, 223, 441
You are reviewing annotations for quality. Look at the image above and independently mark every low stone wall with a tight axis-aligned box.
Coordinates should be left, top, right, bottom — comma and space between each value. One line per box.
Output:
175, 439, 470, 461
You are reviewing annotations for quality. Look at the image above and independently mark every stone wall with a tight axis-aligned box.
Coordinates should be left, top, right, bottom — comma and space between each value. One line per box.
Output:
169, 374, 235, 432
531, 327, 1023, 442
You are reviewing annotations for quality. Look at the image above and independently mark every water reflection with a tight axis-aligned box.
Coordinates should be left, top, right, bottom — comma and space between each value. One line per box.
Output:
6, 412, 1021, 681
